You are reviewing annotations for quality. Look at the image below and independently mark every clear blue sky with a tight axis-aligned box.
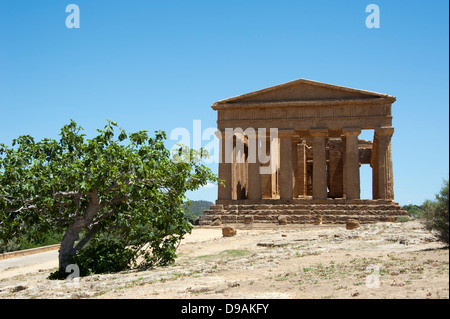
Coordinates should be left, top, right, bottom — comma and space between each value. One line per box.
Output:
0, 0, 448, 205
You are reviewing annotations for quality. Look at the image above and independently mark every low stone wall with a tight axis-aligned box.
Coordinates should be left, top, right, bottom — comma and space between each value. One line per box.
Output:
0, 244, 60, 260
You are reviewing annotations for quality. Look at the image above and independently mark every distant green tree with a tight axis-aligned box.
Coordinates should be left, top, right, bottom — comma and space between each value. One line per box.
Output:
422, 199, 439, 220
425, 179, 449, 245
402, 204, 425, 218
0, 227, 63, 253
183, 200, 213, 222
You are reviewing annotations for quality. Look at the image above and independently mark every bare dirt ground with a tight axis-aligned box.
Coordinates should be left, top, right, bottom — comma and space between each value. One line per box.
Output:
0, 219, 448, 299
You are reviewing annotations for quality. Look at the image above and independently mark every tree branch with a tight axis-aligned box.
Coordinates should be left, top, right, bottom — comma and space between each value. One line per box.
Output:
108, 196, 128, 205
73, 224, 100, 252
53, 191, 82, 199
92, 209, 116, 225
104, 181, 119, 194
5, 204, 37, 213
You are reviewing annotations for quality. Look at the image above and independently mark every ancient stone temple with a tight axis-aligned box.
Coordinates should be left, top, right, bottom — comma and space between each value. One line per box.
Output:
199, 79, 408, 225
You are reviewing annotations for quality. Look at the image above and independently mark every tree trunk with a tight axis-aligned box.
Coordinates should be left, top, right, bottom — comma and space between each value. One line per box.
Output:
58, 220, 84, 274
58, 192, 101, 274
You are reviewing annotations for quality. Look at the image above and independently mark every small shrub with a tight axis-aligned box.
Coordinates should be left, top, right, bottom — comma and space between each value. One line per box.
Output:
425, 179, 449, 245
396, 216, 411, 223
49, 237, 135, 279
1, 230, 63, 253
71, 238, 135, 277
402, 204, 425, 218
0, 238, 21, 253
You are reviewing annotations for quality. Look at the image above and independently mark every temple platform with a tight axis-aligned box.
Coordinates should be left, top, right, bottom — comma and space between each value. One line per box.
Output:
199, 199, 408, 225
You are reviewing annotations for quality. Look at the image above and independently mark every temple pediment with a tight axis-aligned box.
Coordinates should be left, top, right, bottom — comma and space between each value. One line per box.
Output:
214, 78, 395, 132
212, 79, 395, 109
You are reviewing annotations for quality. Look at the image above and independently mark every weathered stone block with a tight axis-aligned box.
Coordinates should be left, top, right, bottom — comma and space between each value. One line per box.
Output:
244, 215, 254, 225
278, 215, 288, 225
211, 216, 222, 226
314, 216, 323, 225
222, 226, 237, 237
346, 219, 360, 230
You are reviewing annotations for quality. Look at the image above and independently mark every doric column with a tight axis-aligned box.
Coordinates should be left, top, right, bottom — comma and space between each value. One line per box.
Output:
279, 130, 294, 200
297, 140, 308, 196
270, 136, 279, 198
342, 128, 361, 200
247, 131, 262, 200
374, 127, 394, 200
310, 129, 328, 200
260, 135, 279, 199
217, 130, 233, 200
260, 137, 271, 199
234, 133, 247, 200
292, 137, 299, 199
371, 134, 379, 199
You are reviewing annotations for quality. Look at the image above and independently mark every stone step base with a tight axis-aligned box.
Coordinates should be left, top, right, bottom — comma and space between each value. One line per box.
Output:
205, 207, 405, 214
199, 201, 408, 225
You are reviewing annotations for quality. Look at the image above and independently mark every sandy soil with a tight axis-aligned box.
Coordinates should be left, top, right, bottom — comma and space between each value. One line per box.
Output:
0, 220, 448, 299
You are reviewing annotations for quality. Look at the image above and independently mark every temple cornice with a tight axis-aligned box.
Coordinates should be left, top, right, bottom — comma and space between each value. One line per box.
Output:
212, 96, 395, 110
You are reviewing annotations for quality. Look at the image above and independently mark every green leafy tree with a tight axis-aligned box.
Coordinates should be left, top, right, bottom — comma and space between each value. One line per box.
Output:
425, 178, 449, 245
183, 200, 214, 223
402, 204, 425, 218
0, 120, 219, 276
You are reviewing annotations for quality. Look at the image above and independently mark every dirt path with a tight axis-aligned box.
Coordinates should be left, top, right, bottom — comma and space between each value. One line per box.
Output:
0, 220, 448, 299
